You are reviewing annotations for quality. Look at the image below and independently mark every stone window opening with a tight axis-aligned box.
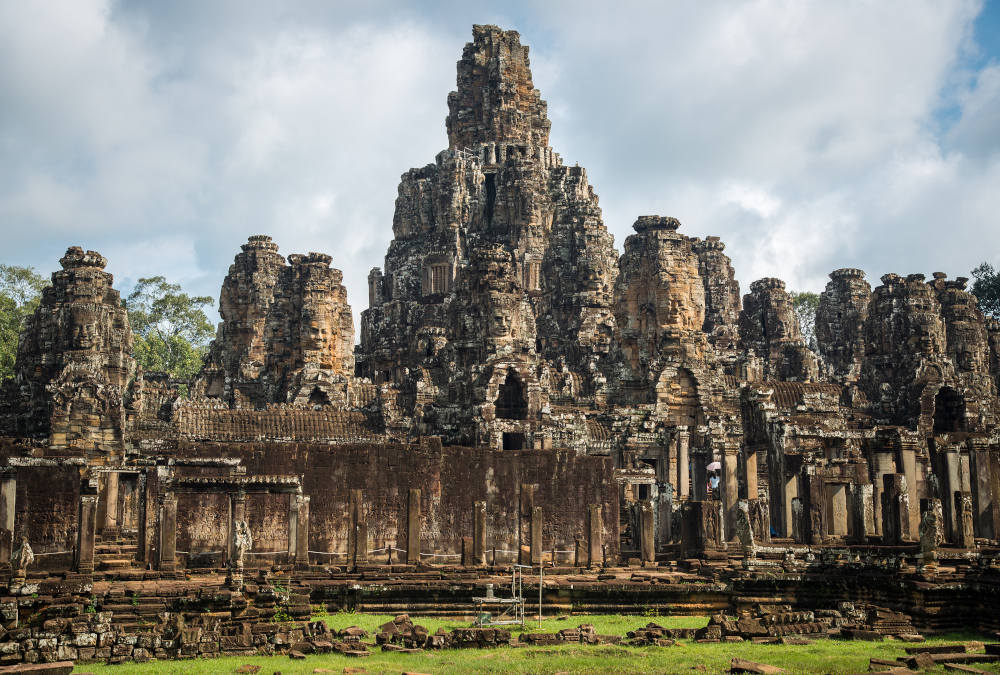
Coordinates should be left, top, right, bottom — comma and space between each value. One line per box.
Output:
523, 259, 541, 292
502, 432, 525, 450
308, 387, 330, 409
495, 369, 528, 420
424, 262, 451, 295
933, 387, 966, 433
484, 173, 496, 224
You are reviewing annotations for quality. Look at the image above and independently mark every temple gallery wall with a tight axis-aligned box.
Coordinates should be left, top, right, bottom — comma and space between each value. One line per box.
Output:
0, 27, 998, 666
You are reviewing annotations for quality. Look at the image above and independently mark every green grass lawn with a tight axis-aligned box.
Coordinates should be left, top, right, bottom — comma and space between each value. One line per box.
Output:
73, 613, 1000, 675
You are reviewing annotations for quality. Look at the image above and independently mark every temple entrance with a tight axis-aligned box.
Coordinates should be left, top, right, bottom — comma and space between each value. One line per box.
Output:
502, 432, 525, 450
495, 369, 527, 420
933, 387, 966, 433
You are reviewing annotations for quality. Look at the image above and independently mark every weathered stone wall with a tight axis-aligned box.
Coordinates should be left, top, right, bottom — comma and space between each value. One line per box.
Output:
170, 439, 619, 561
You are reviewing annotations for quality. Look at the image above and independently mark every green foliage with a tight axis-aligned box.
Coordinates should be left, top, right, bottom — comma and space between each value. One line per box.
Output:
0, 265, 48, 382
125, 276, 214, 382
971, 262, 1000, 318
790, 291, 820, 349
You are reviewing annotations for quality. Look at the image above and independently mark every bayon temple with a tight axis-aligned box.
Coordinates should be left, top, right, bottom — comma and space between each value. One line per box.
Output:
0, 25, 998, 664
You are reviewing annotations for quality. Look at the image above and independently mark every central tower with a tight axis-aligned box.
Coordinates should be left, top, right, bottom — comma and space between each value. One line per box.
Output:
357, 25, 619, 447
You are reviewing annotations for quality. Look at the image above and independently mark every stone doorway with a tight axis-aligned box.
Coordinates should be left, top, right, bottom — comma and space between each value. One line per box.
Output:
933, 387, 966, 433
495, 369, 527, 420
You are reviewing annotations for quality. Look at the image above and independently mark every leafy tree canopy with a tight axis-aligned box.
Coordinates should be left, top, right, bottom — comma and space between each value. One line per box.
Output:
124, 276, 215, 382
0, 265, 48, 382
971, 262, 1000, 318
790, 291, 820, 350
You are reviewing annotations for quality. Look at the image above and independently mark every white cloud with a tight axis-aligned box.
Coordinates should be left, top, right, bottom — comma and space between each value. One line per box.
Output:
0, 0, 997, 332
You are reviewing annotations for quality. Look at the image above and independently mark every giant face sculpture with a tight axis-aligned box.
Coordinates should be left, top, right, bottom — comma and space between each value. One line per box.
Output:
70, 306, 100, 352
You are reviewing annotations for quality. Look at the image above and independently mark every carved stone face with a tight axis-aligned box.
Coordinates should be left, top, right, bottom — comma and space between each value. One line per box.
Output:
300, 298, 335, 361
70, 306, 99, 351
490, 308, 512, 338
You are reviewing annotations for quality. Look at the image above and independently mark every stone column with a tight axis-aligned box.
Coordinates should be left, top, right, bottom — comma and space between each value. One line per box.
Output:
956, 492, 975, 549
574, 539, 587, 567
530, 506, 543, 565
473, 501, 486, 565
667, 432, 678, 495
656, 483, 673, 545
806, 474, 826, 545
295, 495, 310, 569
0, 471, 15, 565
723, 448, 739, 537
157, 493, 177, 572
77, 494, 98, 574
349, 489, 367, 566
898, 445, 920, 541
287, 493, 298, 561
851, 483, 875, 540
230, 491, 247, 560
639, 500, 655, 563
103, 471, 119, 535
971, 443, 994, 539
461, 537, 474, 566
587, 504, 602, 567
745, 449, 759, 500
783, 474, 799, 538
406, 488, 420, 564
678, 429, 690, 499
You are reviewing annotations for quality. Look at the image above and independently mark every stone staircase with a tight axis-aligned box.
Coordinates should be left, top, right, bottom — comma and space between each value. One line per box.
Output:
95, 531, 139, 572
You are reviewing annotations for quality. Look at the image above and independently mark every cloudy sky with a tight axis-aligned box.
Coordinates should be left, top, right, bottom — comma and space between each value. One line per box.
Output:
2, 0, 999, 333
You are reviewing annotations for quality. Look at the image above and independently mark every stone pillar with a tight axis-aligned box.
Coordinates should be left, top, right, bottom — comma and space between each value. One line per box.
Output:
971, 444, 994, 539
406, 488, 420, 564
745, 449, 759, 500
723, 448, 739, 537
76, 494, 98, 574
230, 491, 247, 560
956, 492, 975, 549
574, 539, 587, 567
639, 500, 655, 563
103, 471, 119, 535
677, 429, 690, 499
806, 474, 826, 545
295, 495, 310, 569
656, 483, 673, 545
287, 493, 298, 561
851, 483, 875, 540
783, 474, 799, 538
898, 445, 920, 541
587, 504, 602, 567
0, 472, 15, 565
530, 506, 542, 565
157, 493, 177, 572
667, 432, 678, 495
349, 489, 367, 566
473, 501, 487, 565
790, 497, 804, 543
461, 537, 474, 566
881, 474, 910, 544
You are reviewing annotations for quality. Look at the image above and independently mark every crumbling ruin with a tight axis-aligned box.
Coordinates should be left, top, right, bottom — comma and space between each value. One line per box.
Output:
0, 24, 998, 667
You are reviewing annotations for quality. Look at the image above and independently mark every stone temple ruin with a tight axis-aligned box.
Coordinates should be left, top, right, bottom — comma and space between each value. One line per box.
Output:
0, 24, 999, 666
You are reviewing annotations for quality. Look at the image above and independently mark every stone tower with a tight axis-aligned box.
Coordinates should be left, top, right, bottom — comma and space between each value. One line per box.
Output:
357, 25, 619, 447
13, 247, 135, 456
738, 277, 818, 382
194, 236, 354, 407
816, 268, 871, 383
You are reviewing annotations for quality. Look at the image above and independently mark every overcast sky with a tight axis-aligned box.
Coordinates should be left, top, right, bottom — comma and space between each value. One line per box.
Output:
2, 0, 999, 335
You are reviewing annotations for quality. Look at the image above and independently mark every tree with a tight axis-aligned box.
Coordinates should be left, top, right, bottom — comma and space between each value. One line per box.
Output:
125, 276, 215, 382
0, 265, 48, 381
791, 291, 820, 350
971, 262, 1000, 318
